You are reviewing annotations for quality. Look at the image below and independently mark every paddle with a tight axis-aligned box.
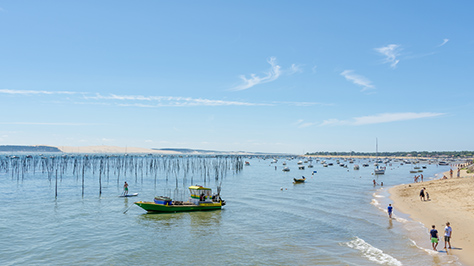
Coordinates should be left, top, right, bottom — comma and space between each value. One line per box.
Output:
123, 203, 135, 214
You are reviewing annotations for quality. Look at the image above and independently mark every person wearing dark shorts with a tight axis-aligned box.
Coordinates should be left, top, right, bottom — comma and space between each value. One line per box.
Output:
419, 187, 425, 201
444, 222, 452, 249
387, 204, 393, 218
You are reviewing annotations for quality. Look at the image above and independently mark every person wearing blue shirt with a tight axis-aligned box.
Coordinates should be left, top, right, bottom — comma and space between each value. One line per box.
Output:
387, 204, 393, 218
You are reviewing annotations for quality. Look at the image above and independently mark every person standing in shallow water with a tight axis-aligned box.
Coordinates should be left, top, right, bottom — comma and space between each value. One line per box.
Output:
430, 225, 439, 251
444, 222, 452, 249
387, 204, 393, 218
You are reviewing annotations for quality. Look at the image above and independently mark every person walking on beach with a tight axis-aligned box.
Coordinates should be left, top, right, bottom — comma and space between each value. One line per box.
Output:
123, 181, 129, 196
450, 169, 453, 178
430, 225, 439, 251
421, 174, 423, 182
419, 187, 425, 201
387, 204, 393, 218
457, 168, 460, 178
444, 222, 452, 249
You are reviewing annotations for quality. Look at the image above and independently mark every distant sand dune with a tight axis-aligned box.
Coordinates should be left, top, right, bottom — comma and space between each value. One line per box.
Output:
58, 145, 179, 154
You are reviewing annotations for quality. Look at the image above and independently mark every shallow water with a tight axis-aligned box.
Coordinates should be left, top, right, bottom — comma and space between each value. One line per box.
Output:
0, 155, 461, 265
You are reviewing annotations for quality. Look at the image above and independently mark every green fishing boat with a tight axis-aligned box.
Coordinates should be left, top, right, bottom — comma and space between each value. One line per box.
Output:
135, 185, 225, 213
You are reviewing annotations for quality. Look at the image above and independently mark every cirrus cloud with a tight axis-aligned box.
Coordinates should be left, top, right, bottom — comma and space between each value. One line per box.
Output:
341, 70, 375, 92
375, 44, 401, 68
321, 112, 444, 126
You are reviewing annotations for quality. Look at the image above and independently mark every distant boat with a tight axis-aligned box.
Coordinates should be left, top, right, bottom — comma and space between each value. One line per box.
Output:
245, 161, 250, 166
374, 138, 385, 175
293, 177, 306, 183
307, 164, 314, 168
297, 161, 303, 165
282, 167, 290, 172
354, 165, 360, 170
298, 165, 305, 170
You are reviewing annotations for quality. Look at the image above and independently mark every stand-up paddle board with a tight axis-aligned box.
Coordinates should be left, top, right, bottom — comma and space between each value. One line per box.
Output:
119, 193, 138, 197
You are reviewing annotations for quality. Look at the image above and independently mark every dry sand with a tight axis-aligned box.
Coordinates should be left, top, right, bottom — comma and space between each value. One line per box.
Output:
58, 145, 179, 154
390, 168, 474, 265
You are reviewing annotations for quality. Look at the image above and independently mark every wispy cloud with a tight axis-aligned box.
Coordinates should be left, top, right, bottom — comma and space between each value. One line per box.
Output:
1, 89, 324, 108
320, 112, 444, 126
0, 89, 77, 95
340, 70, 375, 91
294, 119, 316, 128
288, 64, 303, 75
375, 44, 401, 68
88, 94, 270, 107
231, 57, 282, 91
0, 122, 103, 126
438, 38, 449, 47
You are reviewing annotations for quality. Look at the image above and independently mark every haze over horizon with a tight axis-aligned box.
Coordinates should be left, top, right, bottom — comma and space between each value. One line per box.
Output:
1, 1, 473, 154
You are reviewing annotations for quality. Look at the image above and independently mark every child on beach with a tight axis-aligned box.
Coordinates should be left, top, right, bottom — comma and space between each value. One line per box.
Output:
387, 204, 393, 218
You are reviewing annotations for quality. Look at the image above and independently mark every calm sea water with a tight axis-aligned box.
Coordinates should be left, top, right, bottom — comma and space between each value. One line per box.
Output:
0, 155, 461, 265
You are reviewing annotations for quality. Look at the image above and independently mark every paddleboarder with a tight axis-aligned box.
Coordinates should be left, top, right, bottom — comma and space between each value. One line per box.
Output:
123, 181, 129, 196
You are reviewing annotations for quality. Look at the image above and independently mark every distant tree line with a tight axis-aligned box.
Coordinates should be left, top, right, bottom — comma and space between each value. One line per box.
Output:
306, 151, 474, 158
0, 145, 61, 152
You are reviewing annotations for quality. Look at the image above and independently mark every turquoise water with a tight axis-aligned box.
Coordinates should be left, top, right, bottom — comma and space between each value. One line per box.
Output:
0, 155, 461, 265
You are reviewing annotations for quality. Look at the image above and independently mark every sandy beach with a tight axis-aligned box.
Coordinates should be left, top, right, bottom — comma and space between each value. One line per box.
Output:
390, 167, 474, 265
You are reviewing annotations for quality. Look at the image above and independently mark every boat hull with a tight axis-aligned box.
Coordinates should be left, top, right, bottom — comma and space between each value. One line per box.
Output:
135, 201, 223, 213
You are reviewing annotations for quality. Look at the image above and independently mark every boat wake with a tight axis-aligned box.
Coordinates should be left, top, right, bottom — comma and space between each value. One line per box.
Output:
343, 237, 403, 266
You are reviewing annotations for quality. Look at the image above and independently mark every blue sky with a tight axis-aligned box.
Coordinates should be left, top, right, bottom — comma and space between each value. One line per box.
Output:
0, 1, 473, 154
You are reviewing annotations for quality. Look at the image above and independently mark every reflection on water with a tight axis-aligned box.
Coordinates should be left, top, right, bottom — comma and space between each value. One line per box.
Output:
387, 218, 393, 229
137, 210, 222, 229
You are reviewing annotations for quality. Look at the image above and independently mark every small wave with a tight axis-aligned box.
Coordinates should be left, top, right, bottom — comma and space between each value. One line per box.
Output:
343, 237, 403, 266
373, 193, 384, 198
408, 239, 438, 255
394, 216, 408, 223
370, 199, 380, 206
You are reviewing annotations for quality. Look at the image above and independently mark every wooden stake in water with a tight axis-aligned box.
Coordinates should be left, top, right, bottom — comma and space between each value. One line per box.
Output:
55, 169, 58, 198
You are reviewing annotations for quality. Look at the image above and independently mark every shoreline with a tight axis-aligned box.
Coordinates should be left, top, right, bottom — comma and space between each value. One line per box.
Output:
389, 167, 474, 265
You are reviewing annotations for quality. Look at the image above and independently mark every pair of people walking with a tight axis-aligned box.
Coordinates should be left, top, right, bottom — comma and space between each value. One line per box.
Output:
430, 222, 452, 251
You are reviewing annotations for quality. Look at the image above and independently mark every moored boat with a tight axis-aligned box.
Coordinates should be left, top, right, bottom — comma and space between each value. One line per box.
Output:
135, 185, 225, 213
293, 177, 306, 183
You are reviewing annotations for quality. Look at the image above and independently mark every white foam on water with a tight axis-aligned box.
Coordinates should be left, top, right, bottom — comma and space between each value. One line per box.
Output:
343, 237, 403, 266
394, 216, 408, 223
408, 239, 434, 254
371, 198, 380, 206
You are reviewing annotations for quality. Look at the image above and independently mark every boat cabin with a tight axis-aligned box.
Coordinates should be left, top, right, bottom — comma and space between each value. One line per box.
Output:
189, 185, 212, 205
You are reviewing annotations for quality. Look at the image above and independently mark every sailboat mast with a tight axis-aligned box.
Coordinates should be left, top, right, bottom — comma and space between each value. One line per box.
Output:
376, 137, 378, 159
